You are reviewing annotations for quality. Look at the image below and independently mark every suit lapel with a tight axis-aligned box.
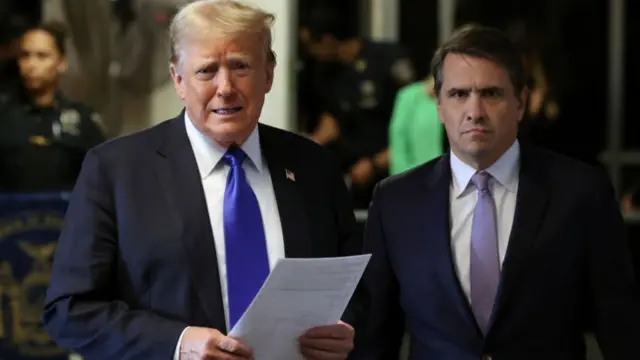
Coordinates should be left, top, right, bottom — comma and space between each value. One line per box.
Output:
423, 155, 480, 333
258, 124, 311, 258
490, 147, 549, 328
154, 116, 226, 331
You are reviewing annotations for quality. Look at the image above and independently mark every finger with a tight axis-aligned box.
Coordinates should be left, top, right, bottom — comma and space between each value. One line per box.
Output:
336, 320, 353, 329
299, 337, 352, 353
216, 336, 253, 357
204, 347, 252, 360
300, 346, 347, 360
304, 324, 352, 339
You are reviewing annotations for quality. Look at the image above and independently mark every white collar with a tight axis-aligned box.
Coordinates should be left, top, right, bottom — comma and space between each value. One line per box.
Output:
184, 112, 263, 179
450, 140, 520, 197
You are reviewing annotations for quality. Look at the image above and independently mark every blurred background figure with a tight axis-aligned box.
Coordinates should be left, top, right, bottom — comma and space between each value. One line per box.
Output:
305, 4, 416, 209
54, 0, 184, 136
296, 10, 345, 135
0, 22, 105, 192
388, 75, 445, 175
509, 21, 563, 155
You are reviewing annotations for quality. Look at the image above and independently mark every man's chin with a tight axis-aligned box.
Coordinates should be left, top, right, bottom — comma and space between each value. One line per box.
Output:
465, 141, 492, 153
204, 120, 256, 146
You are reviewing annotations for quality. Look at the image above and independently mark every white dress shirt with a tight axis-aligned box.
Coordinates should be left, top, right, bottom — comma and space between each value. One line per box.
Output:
449, 140, 520, 303
174, 114, 286, 359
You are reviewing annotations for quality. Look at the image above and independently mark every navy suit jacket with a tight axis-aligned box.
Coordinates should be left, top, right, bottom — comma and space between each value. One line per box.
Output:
43, 115, 359, 359
350, 145, 640, 360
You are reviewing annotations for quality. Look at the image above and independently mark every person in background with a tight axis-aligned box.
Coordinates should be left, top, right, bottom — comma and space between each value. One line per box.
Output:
296, 22, 344, 135
0, 21, 106, 193
306, 6, 416, 209
43, 1, 358, 359
389, 75, 445, 175
517, 45, 562, 153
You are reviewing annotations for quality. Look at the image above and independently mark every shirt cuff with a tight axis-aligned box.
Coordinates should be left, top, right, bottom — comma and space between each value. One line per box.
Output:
173, 326, 190, 360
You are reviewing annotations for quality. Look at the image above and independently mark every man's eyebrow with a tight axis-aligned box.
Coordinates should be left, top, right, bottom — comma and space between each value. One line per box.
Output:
446, 86, 505, 94
478, 86, 504, 93
446, 87, 471, 94
226, 53, 252, 62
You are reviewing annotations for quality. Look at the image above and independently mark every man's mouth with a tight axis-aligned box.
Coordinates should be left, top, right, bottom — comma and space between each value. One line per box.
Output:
465, 128, 490, 134
213, 107, 243, 115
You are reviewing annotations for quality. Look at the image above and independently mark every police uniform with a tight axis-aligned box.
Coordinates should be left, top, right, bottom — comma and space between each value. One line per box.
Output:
324, 39, 415, 207
326, 40, 414, 168
0, 93, 106, 192
297, 54, 345, 134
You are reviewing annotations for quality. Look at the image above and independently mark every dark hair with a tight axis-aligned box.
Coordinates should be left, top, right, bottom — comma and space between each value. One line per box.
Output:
23, 21, 68, 56
430, 24, 525, 97
304, 6, 354, 42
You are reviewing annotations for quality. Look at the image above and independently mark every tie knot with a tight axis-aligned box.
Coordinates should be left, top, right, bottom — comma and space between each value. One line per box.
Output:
471, 171, 491, 191
223, 146, 247, 167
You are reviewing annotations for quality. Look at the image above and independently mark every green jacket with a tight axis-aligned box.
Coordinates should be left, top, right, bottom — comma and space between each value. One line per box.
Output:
389, 82, 444, 175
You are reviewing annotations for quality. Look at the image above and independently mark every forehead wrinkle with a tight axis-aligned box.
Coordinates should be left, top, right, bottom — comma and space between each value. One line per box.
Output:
226, 52, 252, 62
444, 57, 506, 92
189, 52, 253, 69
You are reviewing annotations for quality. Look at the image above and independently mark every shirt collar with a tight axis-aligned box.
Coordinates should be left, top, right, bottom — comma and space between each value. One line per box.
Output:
450, 139, 520, 198
184, 112, 263, 179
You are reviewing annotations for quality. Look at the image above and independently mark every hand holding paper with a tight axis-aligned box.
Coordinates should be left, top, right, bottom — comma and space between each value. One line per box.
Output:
179, 327, 253, 360
299, 320, 355, 360
228, 254, 371, 360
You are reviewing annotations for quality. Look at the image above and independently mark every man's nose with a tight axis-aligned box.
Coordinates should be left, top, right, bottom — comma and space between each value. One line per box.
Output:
215, 69, 234, 97
465, 94, 487, 122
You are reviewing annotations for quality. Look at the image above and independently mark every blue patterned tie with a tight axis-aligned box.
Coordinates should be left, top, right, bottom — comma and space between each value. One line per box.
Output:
223, 146, 269, 328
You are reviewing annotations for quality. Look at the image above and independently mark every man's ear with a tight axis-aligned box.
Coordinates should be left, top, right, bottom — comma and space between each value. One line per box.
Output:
170, 62, 186, 100
516, 86, 529, 122
265, 62, 275, 93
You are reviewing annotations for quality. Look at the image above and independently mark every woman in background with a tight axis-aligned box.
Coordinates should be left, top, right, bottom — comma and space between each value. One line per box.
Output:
388, 75, 444, 175
0, 21, 105, 192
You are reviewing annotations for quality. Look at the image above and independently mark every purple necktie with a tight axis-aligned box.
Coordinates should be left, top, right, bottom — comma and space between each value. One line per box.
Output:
470, 171, 500, 334
223, 146, 270, 328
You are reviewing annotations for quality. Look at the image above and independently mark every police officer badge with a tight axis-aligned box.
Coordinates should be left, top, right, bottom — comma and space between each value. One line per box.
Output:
59, 109, 81, 136
359, 80, 378, 109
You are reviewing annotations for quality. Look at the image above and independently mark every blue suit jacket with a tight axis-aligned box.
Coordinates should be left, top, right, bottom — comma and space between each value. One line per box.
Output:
350, 145, 640, 360
43, 114, 359, 359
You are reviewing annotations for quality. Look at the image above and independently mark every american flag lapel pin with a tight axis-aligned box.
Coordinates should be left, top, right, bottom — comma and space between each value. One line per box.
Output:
285, 169, 296, 182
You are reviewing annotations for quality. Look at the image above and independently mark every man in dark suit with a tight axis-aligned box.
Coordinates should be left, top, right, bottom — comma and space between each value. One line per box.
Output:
351, 24, 640, 359
43, 1, 358, 359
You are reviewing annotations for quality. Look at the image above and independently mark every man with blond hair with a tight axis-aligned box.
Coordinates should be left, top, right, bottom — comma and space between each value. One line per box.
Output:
43, 1, 359, 359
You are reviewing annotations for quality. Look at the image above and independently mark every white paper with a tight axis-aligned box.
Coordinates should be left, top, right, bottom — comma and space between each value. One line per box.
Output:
228, 254, 371, 360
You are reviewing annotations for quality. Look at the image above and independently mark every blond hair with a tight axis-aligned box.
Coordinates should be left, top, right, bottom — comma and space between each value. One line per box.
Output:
169, 0, 276, 68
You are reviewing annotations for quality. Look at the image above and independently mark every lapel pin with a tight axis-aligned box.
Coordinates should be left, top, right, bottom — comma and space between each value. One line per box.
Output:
285, 169, 296, 182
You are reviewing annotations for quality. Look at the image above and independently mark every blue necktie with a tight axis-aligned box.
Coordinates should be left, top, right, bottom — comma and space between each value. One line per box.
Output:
223, 146, 270, 328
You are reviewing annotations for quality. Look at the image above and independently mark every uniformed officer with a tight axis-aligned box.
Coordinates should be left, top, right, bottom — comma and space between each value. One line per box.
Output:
297, 24, 345, 134
0, 21, 106, 192
306, 6, 416, 208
